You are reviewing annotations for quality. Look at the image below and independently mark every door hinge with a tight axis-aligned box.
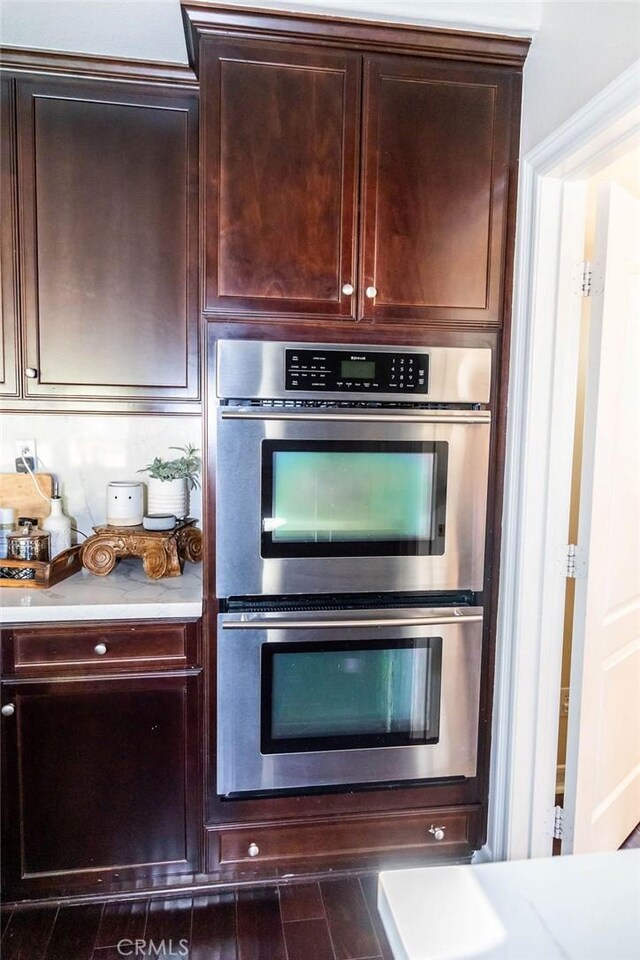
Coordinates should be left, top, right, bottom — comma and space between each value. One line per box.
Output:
566, 543, 587, 579
580, 260, 593, 296
573, 260, 603, 297
546, 804, 573, 842
552, 805, 565, 839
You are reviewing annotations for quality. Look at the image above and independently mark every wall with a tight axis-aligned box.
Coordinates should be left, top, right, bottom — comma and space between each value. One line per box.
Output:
521, 1, 640, 153
0, 0, 540, 62
0, 415, 202, 540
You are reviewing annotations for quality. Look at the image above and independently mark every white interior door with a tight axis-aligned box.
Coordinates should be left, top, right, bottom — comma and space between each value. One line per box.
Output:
563, 181, 640, 854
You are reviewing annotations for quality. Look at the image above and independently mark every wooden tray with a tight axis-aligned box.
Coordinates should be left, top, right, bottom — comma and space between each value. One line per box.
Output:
0, 546, 82, 588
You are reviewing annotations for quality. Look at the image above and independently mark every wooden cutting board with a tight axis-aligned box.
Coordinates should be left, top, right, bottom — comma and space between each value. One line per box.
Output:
0, 473, 53, 524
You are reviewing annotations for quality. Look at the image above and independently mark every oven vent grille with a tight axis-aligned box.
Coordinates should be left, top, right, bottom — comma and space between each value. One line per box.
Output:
224, 399, 482, 410
224, 590, 477, 613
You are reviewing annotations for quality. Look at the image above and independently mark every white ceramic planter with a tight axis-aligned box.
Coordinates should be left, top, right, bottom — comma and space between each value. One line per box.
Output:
146, 477, 189, 519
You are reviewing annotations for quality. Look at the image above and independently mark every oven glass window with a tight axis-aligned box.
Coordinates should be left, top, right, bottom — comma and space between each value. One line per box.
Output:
261, 441, 447, 557
261, 638, 442, 754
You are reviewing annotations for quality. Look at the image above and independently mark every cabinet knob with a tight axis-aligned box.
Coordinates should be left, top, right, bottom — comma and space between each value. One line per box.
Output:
365, 285, 377, 299
25, 367, 38, 379
94, 643, 108, 656
429, 825, 446, 841
1, 704, 15, 717
248, 842, 259, 858
342, 283, 355, 296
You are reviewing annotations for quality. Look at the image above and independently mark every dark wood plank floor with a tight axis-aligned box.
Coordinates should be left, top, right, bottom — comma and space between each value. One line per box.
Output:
0, 875, 392, 960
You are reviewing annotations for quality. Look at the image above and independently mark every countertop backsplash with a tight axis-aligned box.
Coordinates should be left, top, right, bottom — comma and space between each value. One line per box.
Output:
0, 415, 203, 542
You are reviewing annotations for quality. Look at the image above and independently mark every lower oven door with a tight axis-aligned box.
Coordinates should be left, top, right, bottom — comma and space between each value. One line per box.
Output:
217, 606, 482, 797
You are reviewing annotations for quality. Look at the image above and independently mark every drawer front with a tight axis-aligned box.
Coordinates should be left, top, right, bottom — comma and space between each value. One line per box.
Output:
216, 809, 473, 868
9, 622, 194, 673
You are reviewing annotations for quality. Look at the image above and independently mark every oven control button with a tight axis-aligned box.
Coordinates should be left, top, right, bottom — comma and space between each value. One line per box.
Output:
248, 842, 260, 858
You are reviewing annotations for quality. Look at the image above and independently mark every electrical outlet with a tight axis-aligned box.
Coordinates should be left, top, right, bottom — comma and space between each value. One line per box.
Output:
14, 439, 37, 468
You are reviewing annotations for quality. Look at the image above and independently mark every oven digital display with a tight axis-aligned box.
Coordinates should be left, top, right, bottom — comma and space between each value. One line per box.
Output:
285, 348, 429, 393
340, 359, 376, 380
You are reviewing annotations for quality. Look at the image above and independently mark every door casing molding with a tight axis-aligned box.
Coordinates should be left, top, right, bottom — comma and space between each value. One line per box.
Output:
484, 59, 640, 862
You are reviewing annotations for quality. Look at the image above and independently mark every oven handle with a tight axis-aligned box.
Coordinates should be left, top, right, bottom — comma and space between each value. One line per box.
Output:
222, 614, 483, 630
220, 409, 491, 424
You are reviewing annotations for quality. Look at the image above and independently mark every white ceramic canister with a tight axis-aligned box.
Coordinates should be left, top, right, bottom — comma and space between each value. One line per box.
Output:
106, 481, 144, 526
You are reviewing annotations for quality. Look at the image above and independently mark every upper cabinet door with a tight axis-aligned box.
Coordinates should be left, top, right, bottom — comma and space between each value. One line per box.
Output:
0, 76, 20, 398
201, 39, 360, 319
360, 56, 515, 325
17, 78, 199, 405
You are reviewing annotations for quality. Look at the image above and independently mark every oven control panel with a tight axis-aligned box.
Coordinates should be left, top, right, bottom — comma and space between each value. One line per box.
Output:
285, 349, 429, 393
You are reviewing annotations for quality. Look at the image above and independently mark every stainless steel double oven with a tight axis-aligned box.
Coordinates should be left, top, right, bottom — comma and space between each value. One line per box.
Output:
213, 338, 492, 797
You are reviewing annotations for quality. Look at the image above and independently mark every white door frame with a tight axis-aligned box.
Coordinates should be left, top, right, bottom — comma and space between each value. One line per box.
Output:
485, 60, 640, 862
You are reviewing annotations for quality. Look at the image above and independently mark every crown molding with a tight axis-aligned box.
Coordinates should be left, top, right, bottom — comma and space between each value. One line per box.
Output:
0, 47, 198, 88
180, 1, 530, 73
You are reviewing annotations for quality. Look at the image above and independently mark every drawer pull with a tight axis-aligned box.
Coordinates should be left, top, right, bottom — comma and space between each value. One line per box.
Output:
94, 643, 108, 656
429, 825, 446, 841
365, 285, 377, 299
1, 704, 15, 717
248, 842, 260, 858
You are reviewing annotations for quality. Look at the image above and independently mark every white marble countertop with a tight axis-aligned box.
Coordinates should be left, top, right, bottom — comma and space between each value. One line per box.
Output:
0, 558, 203, 623
378, 849, 640, 960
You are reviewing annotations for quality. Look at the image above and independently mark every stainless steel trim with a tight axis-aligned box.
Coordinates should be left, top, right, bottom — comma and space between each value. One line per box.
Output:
223, 615, 483, 630
220, 409, 491, 424
216, 339, 492, 405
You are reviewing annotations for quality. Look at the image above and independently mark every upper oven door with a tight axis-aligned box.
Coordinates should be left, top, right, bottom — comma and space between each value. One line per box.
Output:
216, 407, 490, 597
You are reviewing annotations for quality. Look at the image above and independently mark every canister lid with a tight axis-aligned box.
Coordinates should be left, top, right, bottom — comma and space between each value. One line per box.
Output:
10, 517, 48, 538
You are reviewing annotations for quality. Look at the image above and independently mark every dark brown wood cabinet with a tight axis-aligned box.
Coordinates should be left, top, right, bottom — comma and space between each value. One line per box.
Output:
4, 71, 200, 410
201, 39, 360, 320
0, 51, 202, 413
0, 76, 20, 397
207, 806, 480, 876
359, 56, 515, 325
1, 619, 202, 902
198, 28, 521, 327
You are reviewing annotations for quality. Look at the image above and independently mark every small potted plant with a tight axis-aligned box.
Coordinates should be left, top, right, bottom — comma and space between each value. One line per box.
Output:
138, 444, 201, 519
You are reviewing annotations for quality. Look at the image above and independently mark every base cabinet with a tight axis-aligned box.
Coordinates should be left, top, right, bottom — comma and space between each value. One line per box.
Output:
206, 806, 481, 878
1, 622, 202, 903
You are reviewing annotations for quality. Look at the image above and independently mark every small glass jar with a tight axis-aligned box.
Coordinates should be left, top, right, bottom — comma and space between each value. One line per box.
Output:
0, 507, 15, 559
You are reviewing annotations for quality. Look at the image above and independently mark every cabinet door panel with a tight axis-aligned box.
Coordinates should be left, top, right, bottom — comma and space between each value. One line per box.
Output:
17, 78, 199, 402
1, 674, 200, 898
360, 56, 514, 325
0, 76, 20, 397
202, 39, 359, 319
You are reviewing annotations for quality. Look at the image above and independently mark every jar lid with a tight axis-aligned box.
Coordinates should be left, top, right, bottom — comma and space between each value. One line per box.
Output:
17, 516, 38, 528
10, 518, 48, 538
